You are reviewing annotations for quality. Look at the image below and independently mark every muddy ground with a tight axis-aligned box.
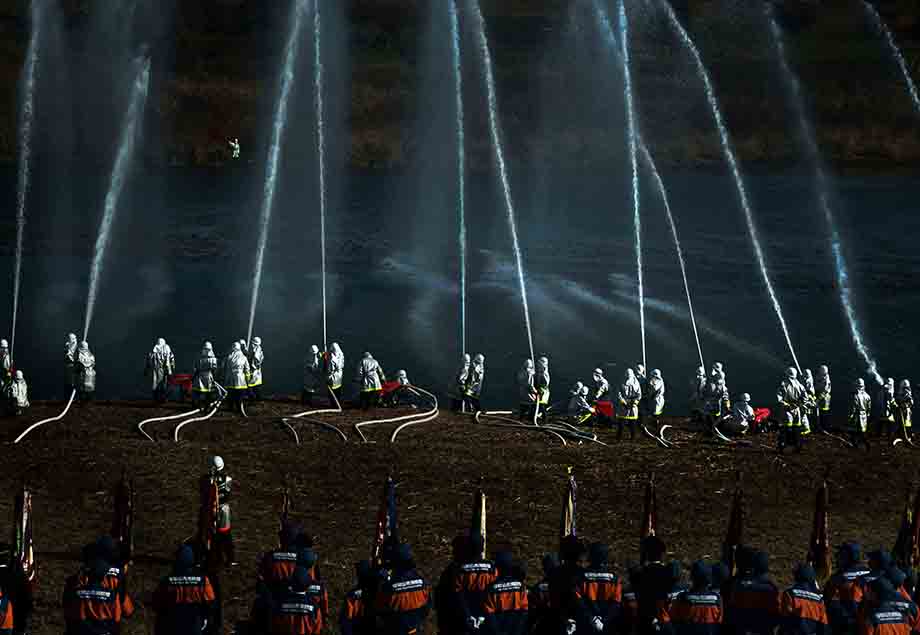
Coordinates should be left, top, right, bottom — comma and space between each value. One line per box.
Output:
0, 398, 915, 634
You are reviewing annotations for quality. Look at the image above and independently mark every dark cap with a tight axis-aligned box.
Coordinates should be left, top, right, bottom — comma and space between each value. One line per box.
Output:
691, 560, 712, 585
298, 549, 318, 568
794, 563, 816, 584
494, 551, 513, 573
589, 543, 610, 567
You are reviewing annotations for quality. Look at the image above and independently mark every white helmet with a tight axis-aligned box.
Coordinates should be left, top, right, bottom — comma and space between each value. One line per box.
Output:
696, 366, 706, 377
804, 369, 813, 379
0, 339, 8, 349
572, 381, 584, 394
818, 365, 829, 376
886, 377, 895, 387
232, 342, 241, 352
625, 368, 635, 381
157, 337, 166, 347
856, 378, 865, 389
651, 368, 662, 379
397, 370, 408, 379
79, 341, 89, 351
253, 337, 262, 346
580, 385, 589, 397
900, 379, 910, 389
67, 333, 77, 343
363, 351, 372, 359
14, 370, 23, 381
474, 353, 485, 364
462, 353, 471, 365
523, 359, 534, 371
786, 367, 798, 380
211, 456, 224, 472
635, 363, 645, 375
593, 368, 603, 378
310, 344, 320, 355
741, 393, 751, 403
204, 341, 213, 351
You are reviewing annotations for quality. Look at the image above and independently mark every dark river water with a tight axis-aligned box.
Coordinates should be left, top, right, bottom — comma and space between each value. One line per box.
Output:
1, 162, 918, 414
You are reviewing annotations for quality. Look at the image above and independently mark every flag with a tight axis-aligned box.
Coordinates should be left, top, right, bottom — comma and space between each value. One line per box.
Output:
559, 468, 577, 551
722, 472, 744, 576
111, 469, 135, 565
372, 476, 399, 566
471, 490, 487, 559
198, 475, 219, 558
892, 489, 913, 571
280, 484, 292, 534
12, 487, 34, 584
911, 483, 920, 573
806, 478, 832, 583
641, 473, 657, 540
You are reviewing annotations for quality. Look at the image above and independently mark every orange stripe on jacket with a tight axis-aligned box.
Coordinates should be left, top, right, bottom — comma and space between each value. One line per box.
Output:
782, 588, 828, 624
670, 593, 723, 625
483, 582, 529, 614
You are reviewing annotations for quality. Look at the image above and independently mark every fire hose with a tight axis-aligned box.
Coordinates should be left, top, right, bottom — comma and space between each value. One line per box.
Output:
389, 387, 440, 442
354, 386, 439, 443
14, 389, 76, 444
138, 408, 202, 442
478, 410, 608, 446
474, 411, 568, 445
281, 389, 346, 443
173, 404, 221, 442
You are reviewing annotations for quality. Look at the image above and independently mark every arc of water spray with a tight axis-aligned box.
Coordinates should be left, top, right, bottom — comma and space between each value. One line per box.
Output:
616, 0, 646, 369
658, 0, 800, 372
467, 0, 534, 363
83, 58, 151, 340
11, 0, 43, 360
450, 0, 467, 356
863, 1, 920, 115
766, 8, 882, 384
314, 0, 328, 351
592, 0, 704, 369
247, 0, 311, 345
639, 143, 705, 370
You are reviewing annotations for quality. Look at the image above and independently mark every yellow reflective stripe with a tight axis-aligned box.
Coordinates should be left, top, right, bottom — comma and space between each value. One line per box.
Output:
248, 380, 263, 387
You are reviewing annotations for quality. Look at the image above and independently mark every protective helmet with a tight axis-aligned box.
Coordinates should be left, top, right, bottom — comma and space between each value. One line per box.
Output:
786, 367, 798, 380
635, 363, 645, 375
651, 368, 662, 379
593, 368, 603, 378
397, 370, 408, 380
804, 368, 813, 379
80, 341, 89, 351
331, 342, 342, 354
363, 351, 372, 359
697, 366, 706, 377
462, 353, 471, 364
901, 379, 911, 389
572, 381, 584, 394
856, 378, 866, 389
0, 339, 8, 349
157, 338, 166, 347
538, 356, 549, 368
239, 339, 246, 347
232, 342, 241, 352
474, 354, 485, 364
253, 337, 262, 346
14, 370, 23, 381
310, 344, 319, 355
204, 341, 213, 351
67, 333, 77, 343
524, 359, 534, 371
714, 362, 724, 372
580, 385, 589, 397
741, 393, 751, 403
210, 456, 224, 472
625, 368, 635, 380
818, 365, 829, 375
887, 377, 894, 387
